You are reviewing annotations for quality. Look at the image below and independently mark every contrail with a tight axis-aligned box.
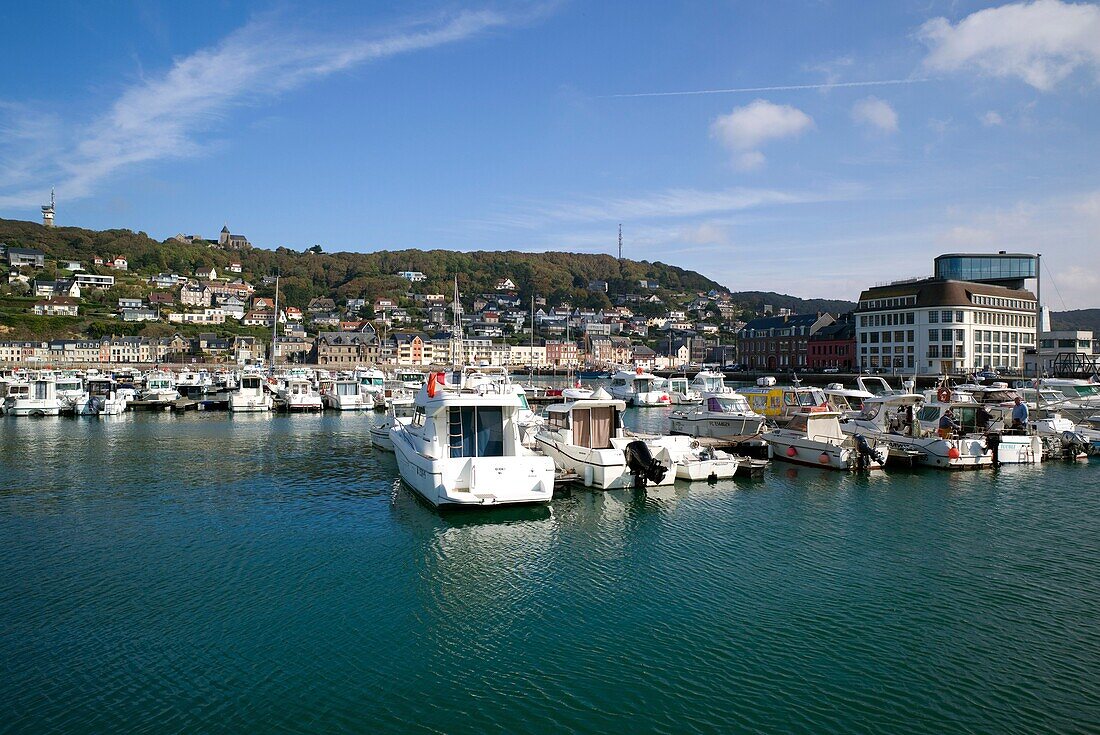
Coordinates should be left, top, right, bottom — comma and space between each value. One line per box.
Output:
607, 78, 930, 98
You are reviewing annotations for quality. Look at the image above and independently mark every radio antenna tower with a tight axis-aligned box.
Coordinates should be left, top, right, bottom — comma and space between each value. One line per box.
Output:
617, 224, 623, 261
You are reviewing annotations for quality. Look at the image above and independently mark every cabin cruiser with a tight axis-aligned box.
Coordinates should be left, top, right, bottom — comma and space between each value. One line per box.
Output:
175, 369, 212, 400
276, 376, 323, 412
737, 377, 829, 424
85, 376, 131, 416
229, 374, 273, 413
608, 368, 670, 407
665, 376, 701, 405
841, 393, 991, 469
55, 375, 90, 415
390, 368, 555, 507
0, 378, 31, 415
141, 371, 180, 404
323, 379, 372, 410
669, 393, 767, 440
535, 390, 674, 489
6, 375, 66, 416
641, 436, 739, 481
822, 383, 874, 420
763, 411, 885, 471
917, 388, 1041, 465
394, 369, 426, 391
356, 367, 387, 398
370, 397, 415, 452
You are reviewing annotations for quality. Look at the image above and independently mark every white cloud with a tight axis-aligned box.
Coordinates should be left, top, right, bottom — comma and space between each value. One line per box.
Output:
0, 9, 517, 208
709, 99, 813, 169
919, 0, 1100, 91
851, 96, 899, 133
981, 110, 1005, 126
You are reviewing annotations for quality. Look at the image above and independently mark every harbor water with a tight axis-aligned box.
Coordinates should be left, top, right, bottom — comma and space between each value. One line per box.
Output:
2, 410, 1098, 734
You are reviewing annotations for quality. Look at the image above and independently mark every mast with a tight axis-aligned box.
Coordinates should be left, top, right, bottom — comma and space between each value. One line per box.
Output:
270, 274, 280, 375
452, 275, 461, 371
530, 293, 535, 378
1035, 252, 1042, 389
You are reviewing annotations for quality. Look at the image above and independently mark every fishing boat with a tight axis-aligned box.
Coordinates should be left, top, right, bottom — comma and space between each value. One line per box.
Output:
85, 376, 131, 416
322, 378, 372, 410
390, 368, 555, 507
370, 396, 415, 451
534, 389, 674, 489
229, 373, 273, 413
841, 393, 991, 469
669, 393, 768, 440
822, 382, 874, 419
916, 387, 1042, 465
55, 375, 90, 415
763, 411, 885, 471
737, 376, 829, 424
641, 436, 739, 481
608, 368, 670, 407
276, 376, 323, 412
6, 375, 66, 416
141, 371, 180, 404
690, 370, 733, 396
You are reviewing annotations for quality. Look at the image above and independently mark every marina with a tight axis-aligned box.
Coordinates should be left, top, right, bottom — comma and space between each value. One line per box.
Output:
2, 406, 1097, 734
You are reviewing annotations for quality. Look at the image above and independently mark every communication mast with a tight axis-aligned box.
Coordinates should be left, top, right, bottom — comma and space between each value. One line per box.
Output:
41, 188, 55, 227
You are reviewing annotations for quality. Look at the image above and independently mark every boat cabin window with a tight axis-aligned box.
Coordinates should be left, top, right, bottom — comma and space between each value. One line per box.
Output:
570, 406, 616, 450
786, 414, 808, 432
242, 376, 261, 390
707, 396, 748, 413
412, 407, 425, 428
394, 403, 417, 419
517, 393, 531, 411
448, 406, 505, 458
335, 382, 358, 396
548, 409, 569, 430
916, 406, 940, 423
860, 403, 882, 421
34, 381, 50, 399
634, 378, 653, 392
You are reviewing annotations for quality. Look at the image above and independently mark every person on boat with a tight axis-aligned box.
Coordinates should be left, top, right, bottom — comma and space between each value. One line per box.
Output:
975, 405, 994, 432
938, 408, 961, 438
1010, 396, 1029, 431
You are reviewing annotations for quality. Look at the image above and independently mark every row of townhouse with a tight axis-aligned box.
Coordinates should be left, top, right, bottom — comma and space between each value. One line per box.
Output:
0, 334, 261, 366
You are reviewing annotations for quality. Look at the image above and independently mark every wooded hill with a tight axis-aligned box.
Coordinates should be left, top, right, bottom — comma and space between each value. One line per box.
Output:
0, 217, 853, 318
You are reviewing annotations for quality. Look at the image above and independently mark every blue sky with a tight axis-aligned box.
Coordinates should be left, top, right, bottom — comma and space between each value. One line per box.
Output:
1, 1, 1098, 307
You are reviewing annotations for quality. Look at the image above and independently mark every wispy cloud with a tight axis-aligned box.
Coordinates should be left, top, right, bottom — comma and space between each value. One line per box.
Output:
851, 96, 899, 134
0, 8, 523, 208
471, 184, 853, 231
605, 78, 929, 99
919, 0, 1100, 91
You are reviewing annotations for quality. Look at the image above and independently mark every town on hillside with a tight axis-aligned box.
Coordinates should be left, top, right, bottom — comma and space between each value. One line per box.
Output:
0, 216, 1096, 376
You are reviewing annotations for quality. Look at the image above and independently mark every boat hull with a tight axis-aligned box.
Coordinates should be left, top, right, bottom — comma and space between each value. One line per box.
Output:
669, 414, 767, 440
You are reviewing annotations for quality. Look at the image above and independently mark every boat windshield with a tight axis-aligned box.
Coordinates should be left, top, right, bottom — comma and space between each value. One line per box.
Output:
980, 389, 1019, 403
242, 377, 261, 389
799, 389, 826, 407
706, 395, 750, 413
1074, 385, 1100, 398
393, 403, 416, 419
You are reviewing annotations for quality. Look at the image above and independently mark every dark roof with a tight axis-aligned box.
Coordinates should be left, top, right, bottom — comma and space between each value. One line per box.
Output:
857, 278, 1036, 310
7, 246, 45, 256
810, 321, 855, 340
740, 312, 823, 332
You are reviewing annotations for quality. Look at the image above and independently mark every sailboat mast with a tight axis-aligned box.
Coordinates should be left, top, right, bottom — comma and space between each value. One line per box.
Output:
1035, 253, 1042, 388
270, 274, 280, 376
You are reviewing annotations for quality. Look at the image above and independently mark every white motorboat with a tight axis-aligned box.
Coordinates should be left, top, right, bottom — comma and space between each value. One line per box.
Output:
55, 375, 90, 415
85, 377, 131, 416
390, 368, 555, 507
669, 393, 767, 440
370, 397, 415, 451
1030, 413, 1093, 460
666, 376, 701, 405
1078, 416, 1100, 452
141, 371, 180, 404
640, 435, 739, 481
0, 378, 31, 415
534, 389, 674, 489
394, 369, 426, 391
690, 370, 733, 396
763, 411, 885, 471
229, 374, 273, 413
7, 375, 67, 416
842, 393, 991, 470
323, 379, 372, 410
356, 367, 387, 399
608, 368, 670, 407
277, 376, 323, 412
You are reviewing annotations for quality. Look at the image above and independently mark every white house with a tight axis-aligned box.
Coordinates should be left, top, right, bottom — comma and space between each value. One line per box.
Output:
396, 271, 427, 282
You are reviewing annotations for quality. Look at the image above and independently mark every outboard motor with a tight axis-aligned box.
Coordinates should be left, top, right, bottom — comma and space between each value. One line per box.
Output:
985, 431, 1002, 468
623, 440, 668, 488
1060, 430, 1090, 459
853, 434, 883, 470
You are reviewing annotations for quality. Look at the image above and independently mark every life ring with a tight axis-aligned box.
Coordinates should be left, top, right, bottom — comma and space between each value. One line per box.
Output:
937, 388, 951, 403
636, 367, 644, 375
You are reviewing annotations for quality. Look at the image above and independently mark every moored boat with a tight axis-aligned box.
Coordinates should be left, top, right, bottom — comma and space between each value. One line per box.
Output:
764, 411, 885, 471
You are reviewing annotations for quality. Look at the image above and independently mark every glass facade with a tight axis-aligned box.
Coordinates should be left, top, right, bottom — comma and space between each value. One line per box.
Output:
934, 254, 1037, 283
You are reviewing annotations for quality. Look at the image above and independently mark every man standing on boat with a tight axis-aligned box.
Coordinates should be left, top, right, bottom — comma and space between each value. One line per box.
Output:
1010, 396, 1029, 431
975, 405, 994, 432
938, 408, 961, 438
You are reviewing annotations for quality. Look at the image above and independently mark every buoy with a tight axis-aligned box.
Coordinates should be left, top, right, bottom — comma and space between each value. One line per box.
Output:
786, 446, 797, 457
948, 447, 961, 459
819, 452, 830, 464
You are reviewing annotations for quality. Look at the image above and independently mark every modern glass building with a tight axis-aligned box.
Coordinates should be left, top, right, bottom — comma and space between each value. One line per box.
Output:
934, 252, 1037, 289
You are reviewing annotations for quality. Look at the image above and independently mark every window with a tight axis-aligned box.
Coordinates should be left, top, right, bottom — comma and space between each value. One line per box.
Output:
955, 311, 964, 323
906, 313, 915, 324
928, 311, 939, 323
448, 406, 505, 458
929, 329, 939, 341
941, 310, 953, 323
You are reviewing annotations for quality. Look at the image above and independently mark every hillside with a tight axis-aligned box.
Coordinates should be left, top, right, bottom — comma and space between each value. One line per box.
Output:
1051, 309, 1100, 334
721, 290, 856, 317
0, 217, 731, 308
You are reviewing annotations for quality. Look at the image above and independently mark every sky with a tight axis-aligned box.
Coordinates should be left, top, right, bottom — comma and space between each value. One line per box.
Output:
1, 0, 1098, 308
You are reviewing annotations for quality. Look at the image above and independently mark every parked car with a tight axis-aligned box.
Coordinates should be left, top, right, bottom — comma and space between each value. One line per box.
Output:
822, 367, 840, 374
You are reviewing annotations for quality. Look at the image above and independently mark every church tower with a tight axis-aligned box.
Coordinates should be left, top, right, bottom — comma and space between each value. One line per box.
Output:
219, 224, 230, 247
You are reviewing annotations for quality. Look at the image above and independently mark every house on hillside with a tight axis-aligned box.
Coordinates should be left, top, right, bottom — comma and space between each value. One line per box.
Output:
61, 260, 83, 272
228, 262, 242, 274
307, 297, 336, 313
34, 297, 79, 316
149, 292, 175, 307
495, 278, 516, 291
252, 297, 275, 311
180, 284, 212, 308
396, 271, 426, 282
108, 257, 128, 270
195, 266, 217, 280
118, 297, 143, 311
6, 247, 45, 269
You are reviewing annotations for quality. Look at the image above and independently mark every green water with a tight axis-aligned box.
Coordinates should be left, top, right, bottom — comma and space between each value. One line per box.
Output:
1, 411, 1097, 734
